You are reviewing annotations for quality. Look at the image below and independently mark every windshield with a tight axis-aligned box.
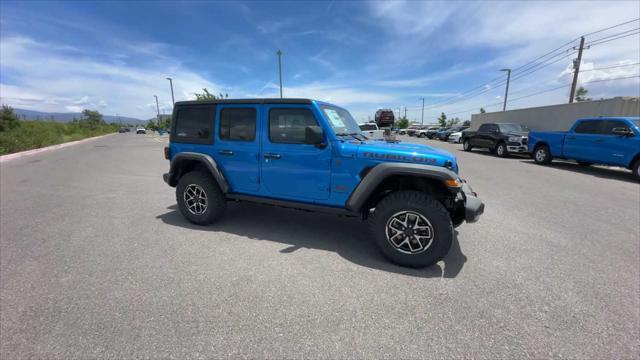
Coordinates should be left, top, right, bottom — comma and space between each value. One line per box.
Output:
320, 104, 361, 135
499, 123, 529, 132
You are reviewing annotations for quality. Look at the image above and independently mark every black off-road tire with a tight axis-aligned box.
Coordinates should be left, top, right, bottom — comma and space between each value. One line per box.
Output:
632, 159, 640, 181
495, 142, 508, 157
176, 171, 226, 225
463, 139, 472, 152
533, 144, 552, 165
367, 191, 453, 268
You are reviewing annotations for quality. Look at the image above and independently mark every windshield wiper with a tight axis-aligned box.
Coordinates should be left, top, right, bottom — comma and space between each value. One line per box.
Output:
335, 132, 368, 141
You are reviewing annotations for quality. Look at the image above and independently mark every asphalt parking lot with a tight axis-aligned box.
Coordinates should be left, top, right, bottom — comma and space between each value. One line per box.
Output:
1, 133, 638, 358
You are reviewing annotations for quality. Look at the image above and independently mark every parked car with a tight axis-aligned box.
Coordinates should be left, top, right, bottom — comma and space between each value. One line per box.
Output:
358, 122, 385, 140
136, 127, 146, 134
426, 127, 444, 139
163, 98, 484, 268
416, 126, 439, 138
405, 125, 421, 136
118, 127, 127, 133
448, 129, 468, 143
461, 123, 529, 157
433, 127, 451, 141
374, 109, 395, 128
528, 117, 640, 180
437, 125, 469, 141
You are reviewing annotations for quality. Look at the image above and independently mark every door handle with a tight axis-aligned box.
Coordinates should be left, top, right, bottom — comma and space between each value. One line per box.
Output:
218, 150, 234, 156
264, 153, 281, 159
567, 136, 576, 140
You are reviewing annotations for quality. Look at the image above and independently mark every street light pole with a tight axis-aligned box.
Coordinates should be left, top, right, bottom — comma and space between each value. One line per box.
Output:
500, 68, 511, 111
153, 95, 160, 126
166, 77, 175, 105
276, 49, 283, 98
420, 97, 425, 125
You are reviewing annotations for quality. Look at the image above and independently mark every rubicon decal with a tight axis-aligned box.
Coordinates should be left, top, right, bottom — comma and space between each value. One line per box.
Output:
363, 151, 437, 164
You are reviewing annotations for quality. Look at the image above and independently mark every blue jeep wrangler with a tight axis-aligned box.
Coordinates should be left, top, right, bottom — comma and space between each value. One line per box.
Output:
163, 99, 484, 267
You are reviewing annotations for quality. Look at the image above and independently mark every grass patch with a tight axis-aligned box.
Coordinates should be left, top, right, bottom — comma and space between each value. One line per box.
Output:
0, 120, 117, 155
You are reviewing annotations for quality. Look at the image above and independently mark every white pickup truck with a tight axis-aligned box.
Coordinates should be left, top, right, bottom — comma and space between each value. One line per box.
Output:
358, 123, 385, 140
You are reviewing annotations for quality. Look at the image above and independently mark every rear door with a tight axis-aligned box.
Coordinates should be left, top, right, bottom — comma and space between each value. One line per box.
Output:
213, 104, 261, 193
563, 120, 604, 161
260, 104, 332, 201
598, 120, 636, 166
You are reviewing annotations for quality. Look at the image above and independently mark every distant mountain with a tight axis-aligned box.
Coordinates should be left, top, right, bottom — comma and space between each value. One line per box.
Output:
12, 108, 146, 124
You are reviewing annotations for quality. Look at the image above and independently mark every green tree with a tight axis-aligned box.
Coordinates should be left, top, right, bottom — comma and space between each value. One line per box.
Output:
575, 87, 591, 102
446, 117, 460, 128
480, 107, 486, 113
1, 105, 20, 132
195, 88, 228, 101
81, 109, 104, 129
437, 112, 447, 127
146, 119, 157, 131
396, 117, 409, 129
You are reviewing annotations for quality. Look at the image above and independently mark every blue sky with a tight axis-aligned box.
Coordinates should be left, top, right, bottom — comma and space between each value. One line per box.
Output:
1, 1, 639, 121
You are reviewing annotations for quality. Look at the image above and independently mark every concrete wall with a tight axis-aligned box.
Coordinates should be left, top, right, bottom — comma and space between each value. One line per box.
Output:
470, 97, 640, 131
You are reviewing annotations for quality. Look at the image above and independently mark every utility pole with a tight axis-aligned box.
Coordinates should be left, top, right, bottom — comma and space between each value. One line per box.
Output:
276, 49, 283, 98
166, 77, 175, 105
153, 95, 160, 126
500, 68, 511, 111
420, 97, 425, 125
569, 36, 586, 103
404, 107, 407, 119
397, 107, 401, 122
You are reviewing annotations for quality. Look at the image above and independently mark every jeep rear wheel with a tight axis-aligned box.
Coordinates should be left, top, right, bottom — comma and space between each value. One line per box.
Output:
463, 139, 472, 152
176, 171, 226, 225
368, 191, 453, 268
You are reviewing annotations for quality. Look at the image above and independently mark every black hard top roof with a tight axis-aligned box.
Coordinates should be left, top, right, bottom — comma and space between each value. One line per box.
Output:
174, 98, 313, 106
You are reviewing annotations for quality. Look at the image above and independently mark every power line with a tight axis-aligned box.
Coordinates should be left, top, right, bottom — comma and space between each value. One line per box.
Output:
409, 19, 640, 114
585, 27, 640, 45
582, 18, 639, 37
579, 62, 640, 72
588, 31, 640, 47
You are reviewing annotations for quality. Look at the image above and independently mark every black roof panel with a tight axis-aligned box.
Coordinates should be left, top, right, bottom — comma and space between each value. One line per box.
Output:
174, 98, 313, 106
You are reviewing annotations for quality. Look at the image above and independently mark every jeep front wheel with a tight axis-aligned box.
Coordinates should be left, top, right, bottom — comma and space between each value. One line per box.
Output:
368, 191, 453, 268
176, 171, 226, 225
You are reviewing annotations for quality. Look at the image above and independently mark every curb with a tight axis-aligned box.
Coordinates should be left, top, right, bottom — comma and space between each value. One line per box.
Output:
0, 133, 116, 163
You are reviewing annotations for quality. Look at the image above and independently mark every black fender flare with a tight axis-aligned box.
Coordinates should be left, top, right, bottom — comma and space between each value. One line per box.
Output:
345, 163, 459, 212
163, 152, 229, 193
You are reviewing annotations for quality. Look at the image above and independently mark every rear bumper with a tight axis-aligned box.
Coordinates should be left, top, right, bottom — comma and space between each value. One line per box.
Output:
461, 181, 484, 223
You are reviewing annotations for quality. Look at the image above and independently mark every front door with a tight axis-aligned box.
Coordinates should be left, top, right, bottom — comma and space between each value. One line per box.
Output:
260, 105, 332, 201
564, 120, 603, 161
212, 104, 261, 193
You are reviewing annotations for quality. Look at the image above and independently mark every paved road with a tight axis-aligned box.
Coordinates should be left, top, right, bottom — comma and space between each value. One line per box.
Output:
1, 133, 638, 358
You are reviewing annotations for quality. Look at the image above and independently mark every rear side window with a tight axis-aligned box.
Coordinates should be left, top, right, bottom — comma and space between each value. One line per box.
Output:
269, 108, 318, 144
479, 124, 497, 132
574, 121, 602, 134
219, 108, 256, 141
602, 120, 630, 134
173, 105, 215, 143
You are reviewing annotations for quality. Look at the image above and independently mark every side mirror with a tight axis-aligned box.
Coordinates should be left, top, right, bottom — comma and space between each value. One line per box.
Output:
612, 127, 633, 136
305, 126, 326, 147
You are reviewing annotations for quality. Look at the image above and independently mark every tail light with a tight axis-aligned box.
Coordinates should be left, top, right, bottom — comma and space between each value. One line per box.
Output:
163, 146, 170, 160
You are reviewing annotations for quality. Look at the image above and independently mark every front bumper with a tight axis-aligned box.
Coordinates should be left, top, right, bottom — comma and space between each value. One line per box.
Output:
507, 145, 528, 153
461, 181, 484, 223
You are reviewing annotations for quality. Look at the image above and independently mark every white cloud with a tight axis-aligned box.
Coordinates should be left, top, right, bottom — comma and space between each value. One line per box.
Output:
0, 36, 223, 118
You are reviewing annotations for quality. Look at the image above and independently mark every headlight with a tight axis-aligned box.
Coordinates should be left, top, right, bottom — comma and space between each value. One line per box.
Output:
508, 136, 522, 142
